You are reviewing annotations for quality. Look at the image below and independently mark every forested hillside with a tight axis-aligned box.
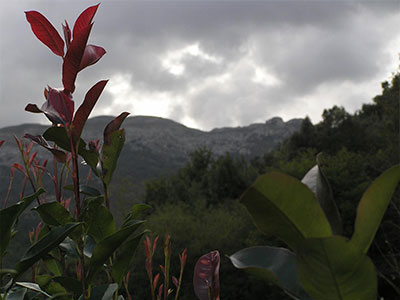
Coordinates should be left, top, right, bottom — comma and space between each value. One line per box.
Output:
137, 73, 400, 299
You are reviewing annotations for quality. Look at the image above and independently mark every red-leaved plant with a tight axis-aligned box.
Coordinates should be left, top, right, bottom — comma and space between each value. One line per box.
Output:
0, 5, 149, 300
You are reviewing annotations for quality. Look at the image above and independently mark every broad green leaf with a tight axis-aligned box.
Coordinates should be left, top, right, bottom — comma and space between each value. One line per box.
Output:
15, 223, 81, 278
15, 282, 51, 297
84, 202, 115, 243
87, 220, 145, 283
241, 172, 332, 251
112, 230, 149, 285
301, 159, 342, 235
43, 127, 99, 172
33, 201, 74, 226
4, 287, 26, 300
229, 246, 311, 300
101, 129, 125, 187
297, 236, 377, 300
0, 188, 45, 257
351, 164, 400, 253
78, 283, 118, 300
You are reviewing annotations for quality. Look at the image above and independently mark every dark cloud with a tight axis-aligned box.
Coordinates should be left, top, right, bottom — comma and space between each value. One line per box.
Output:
0, 0, 399, 130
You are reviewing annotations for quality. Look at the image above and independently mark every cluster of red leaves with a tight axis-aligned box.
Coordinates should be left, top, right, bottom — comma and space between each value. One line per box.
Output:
25, 4, 107, 143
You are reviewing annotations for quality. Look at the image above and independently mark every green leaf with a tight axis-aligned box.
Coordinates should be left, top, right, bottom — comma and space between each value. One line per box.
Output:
15, 282, 51, 297
36, 275, 70, 300
87, 220, 145, 283
301, 158, 342, 235
122, 204, 151, 227
84, 202, 116, 243
84, 235, 97, 258
59, 237, 80, 259
43, 258, 62, 276
52, 276, 82, 297
43, 127, 99, 172
297, 236, 377, 300
101, 129, 125, 187
79, 283, 118, 300
15, 223, 81, 278
0, 188, 45, 257
229, 246, 311, 300
4, 287, 26, 300
112, 230, 149, 285
240, 172, 332, 251
64, 185, 101, 197
351, 164, 400, 253
33, 201, 74, 226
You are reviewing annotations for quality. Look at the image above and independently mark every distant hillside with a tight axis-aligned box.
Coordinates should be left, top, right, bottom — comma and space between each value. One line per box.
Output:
0, 115, 302, 195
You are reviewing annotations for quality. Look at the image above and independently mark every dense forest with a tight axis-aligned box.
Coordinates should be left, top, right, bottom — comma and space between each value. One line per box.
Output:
128, 73, 400, 299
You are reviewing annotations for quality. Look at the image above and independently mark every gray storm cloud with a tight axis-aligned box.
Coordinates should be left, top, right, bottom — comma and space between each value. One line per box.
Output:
1, 0, 399, 130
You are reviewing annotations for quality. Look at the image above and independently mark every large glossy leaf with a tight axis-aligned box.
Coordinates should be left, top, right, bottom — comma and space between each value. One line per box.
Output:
297, 236, 377, 300
25, 11, 64, 57
101, 129, 125, 187
193, 250, 220, 300
52, 276, 82, 297
84, 202, 116, 243
301, 159, 342, 235
78, 283, 118, 300
351, 164, 400, 253
15, 223, 81, 278
43, 126, 98, 171
112, 230, 149, 285
0, 188, 45, 257
87, 220, 145, 283
241, 172, 332, 251
33, 201, 74, 226
72, 80, 108, 142
229, 246, 311, 300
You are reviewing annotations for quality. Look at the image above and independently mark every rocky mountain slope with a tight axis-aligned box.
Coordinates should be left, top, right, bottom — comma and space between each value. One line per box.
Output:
0, 115, 301, 189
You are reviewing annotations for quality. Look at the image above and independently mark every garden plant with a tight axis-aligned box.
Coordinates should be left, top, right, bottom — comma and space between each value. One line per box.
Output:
0, 4, 149, 300
229, 155, 400, 300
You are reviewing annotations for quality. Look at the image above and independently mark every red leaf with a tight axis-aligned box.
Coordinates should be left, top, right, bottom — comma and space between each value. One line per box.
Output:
193, 250, 220, 300
12, 163, 26, 175
103, 112, 130, 145
63, 20, 72, 49
172, 276, 178, 288
25, 103, 43, 113
48, 88, 74, 123
72, 80, 108, 141
24, 134, 67, 163
25, 11, 64, 57
0, 140, 5, 148
62, 24, 92, 93
153, 273, 160, 290
79, 45, 106, 71
73, 4, 99, 38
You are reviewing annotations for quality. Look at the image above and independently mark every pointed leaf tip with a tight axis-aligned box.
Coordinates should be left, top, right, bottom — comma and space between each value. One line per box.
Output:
73, 4, 100, 38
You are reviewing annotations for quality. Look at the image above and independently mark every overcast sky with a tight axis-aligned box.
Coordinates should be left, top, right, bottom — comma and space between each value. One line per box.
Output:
0, 1, 399, 131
